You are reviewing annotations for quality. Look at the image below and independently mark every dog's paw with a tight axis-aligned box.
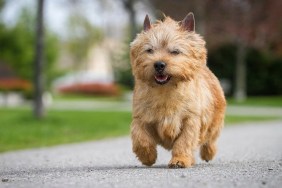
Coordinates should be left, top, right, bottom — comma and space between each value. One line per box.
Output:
168, 161, 185, 168
134, 145, 157, 166
168, 156, 195, 168
200, 143, 217, 162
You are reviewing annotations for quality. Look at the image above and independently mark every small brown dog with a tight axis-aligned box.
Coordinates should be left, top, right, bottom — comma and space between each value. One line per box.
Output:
130, 13, 226, 168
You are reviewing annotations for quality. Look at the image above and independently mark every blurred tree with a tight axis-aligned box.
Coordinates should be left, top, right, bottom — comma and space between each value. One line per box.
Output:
0, 2, 59, 118
0, 8, 59, 84
112, 39, 135, 89
150, 0, 282, 53
150, 0, 208, 35
150, 0, 282, 99
207, 0, 282, 101
114, 0, 144, 89
0, 0, 4, 11
0, 10, 34, 81
121, 0, 138, 41
209, 44, 282, 96
33, 0, 45, 118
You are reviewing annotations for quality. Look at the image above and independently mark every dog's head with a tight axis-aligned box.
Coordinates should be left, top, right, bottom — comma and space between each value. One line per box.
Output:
130, 13, 207, 86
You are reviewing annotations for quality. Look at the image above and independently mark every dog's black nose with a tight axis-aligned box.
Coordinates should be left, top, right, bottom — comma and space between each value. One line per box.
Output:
154, 61, 166, 72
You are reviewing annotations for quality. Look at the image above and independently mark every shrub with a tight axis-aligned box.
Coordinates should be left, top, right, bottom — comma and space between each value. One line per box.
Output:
208, 44, 282, 96
0, 78, 32, 92
58, 83, 120, 96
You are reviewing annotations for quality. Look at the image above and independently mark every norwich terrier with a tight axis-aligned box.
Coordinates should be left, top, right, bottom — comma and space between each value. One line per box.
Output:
130, 13, 226, 168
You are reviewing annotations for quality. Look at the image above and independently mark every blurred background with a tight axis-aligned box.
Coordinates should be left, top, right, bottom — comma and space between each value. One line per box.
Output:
0, 0, 281, 153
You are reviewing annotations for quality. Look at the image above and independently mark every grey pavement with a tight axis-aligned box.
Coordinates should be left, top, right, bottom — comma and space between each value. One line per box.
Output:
0, 121, 282, 188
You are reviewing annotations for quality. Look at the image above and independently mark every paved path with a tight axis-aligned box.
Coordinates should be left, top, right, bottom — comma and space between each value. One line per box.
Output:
0, 121, 282, 188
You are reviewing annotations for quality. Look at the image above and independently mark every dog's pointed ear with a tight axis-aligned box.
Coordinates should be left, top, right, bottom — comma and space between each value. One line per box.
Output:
144, 14, 151, 31
180, 12, 195, 32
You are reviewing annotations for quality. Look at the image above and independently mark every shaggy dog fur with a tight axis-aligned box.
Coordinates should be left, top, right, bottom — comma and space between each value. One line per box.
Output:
130, 13, 226, 168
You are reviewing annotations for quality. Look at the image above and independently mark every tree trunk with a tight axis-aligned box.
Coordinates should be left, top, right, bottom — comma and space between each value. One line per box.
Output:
122, 0, 137, 41
128, 1, 137, 41
234, 40, 247, 102
33, 0, 45, 118
194, 0, 206, 36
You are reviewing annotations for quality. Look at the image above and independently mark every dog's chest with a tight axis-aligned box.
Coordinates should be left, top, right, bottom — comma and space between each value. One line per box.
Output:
156, 115, 182, 145
141, 99, 185, 143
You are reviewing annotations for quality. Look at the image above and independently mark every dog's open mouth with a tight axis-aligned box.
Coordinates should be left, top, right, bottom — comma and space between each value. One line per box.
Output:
154, 74, 171, 85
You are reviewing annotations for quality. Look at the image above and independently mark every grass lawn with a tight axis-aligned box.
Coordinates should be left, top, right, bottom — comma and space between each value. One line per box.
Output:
227, 96, 282, 107
0, 108, 280, 153
0, 109, 131, 153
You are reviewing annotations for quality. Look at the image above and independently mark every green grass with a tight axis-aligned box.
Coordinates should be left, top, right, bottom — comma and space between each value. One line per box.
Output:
0, 109, 131, 153
0, 108, 280, 153
225, 115, 279, 124
227, 96, 282, 107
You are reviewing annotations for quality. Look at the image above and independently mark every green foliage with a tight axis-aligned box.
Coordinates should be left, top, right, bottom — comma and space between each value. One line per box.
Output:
113, 39, 134, 89
208, 44, 282, 96
265, 57, 282, 95
0, 0, 5, 11
45, 33, 60, 86
0, 7, 59, 87
116, 68, 134, 89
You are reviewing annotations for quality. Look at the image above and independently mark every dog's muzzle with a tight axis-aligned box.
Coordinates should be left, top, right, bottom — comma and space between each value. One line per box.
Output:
153, 61, 171, 85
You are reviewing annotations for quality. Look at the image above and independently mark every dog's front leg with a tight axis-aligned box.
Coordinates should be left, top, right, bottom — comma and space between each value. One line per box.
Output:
131, 119, 157, 166
168, 117, 200, 168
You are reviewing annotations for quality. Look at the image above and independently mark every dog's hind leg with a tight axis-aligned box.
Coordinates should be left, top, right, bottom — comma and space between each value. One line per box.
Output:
200, 141, 217, 162
200, 111, 224, 162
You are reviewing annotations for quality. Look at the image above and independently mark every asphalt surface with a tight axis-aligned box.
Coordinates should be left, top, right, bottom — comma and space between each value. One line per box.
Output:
0, 121, 282, 188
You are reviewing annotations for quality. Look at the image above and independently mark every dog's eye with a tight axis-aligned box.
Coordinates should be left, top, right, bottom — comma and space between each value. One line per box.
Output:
145, 48, 154, 54
170, 49, 181, 55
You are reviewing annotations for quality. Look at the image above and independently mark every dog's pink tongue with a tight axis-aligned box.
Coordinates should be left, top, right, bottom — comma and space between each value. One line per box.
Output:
155, 75, 168, 81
